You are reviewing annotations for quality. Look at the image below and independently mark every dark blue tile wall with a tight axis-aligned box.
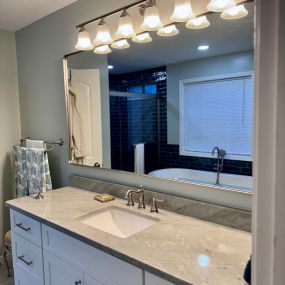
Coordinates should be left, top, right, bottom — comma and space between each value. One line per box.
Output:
109, 67, 253, 176
109, 68, 161, 173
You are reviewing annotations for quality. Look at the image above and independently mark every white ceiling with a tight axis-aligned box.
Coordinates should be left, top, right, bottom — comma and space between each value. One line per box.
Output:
0, 0, 78, 31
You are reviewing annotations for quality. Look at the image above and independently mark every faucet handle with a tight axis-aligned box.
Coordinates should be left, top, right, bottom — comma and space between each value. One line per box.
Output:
219, 149, 227, 158
150, 198, 164, 213
124, 190, 135, 207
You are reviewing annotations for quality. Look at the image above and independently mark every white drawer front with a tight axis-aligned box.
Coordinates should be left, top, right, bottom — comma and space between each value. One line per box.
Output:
42, 224, 143, 285
10, 210, 42, 246
145, 272, 175, 285
12, 232, 44, 285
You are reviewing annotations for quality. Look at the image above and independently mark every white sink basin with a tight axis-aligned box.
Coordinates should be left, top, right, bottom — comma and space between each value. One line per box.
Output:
77, 206, 159, 238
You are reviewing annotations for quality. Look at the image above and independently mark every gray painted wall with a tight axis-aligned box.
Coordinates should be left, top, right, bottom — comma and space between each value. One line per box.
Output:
167, 50, 254, 144
0, 30, 21, 248
15, 0, 252, 211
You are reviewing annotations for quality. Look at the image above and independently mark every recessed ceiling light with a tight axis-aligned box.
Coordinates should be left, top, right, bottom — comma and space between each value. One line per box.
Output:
198, 45, 209, 51
108, 65, 114, 70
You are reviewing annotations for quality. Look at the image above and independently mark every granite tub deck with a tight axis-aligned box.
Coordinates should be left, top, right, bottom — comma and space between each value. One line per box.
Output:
6, 187, 251, 285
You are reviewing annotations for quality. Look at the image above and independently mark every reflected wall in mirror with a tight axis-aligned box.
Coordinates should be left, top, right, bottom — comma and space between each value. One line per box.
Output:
64, 0, 254, 192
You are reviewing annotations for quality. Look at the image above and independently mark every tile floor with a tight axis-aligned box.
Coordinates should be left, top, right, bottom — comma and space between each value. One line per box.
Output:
0, 256, 14, 285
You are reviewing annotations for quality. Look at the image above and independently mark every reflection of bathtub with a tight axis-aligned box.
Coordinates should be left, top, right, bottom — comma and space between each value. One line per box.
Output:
148, 168, 253, 191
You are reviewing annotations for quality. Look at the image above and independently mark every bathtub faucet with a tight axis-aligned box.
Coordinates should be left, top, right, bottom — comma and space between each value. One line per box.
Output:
211, 146, 227, 185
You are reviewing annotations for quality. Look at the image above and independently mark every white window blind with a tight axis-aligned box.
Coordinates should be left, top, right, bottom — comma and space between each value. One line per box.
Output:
180, 73, 253, 160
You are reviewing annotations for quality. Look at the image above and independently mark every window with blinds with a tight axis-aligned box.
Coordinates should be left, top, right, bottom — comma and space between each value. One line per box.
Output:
179, 73, 253, 161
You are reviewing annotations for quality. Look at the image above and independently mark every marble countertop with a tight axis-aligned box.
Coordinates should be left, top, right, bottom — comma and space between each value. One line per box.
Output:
6, 187, 251, 285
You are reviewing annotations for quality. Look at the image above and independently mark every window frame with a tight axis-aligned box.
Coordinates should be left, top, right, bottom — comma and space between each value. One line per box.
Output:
179, 71, 254, 161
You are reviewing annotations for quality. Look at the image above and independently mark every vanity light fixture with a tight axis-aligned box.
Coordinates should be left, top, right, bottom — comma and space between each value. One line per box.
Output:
111, 39, 130, 49
157, 24, 179, 37
74, 0, 252, 55
198, 45, 210, 51
132, 32, 153, 43
115, 10, 136, 38
75, 27, 94, 51
141, 0, 163, 31
170, 0, 196, 22
94, 18, 113, 46
207, 0, 236, 12
94, 45, 112, 54
221, 4, 248, 19
186, 16, 210, 29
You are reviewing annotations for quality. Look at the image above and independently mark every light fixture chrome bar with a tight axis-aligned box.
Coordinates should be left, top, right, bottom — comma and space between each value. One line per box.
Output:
76, 0, 148, 28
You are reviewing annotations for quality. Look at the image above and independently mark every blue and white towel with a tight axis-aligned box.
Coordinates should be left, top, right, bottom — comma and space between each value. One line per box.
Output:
14, 146, 52, 197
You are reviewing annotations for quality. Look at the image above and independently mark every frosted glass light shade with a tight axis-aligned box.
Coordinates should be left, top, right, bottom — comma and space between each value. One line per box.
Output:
132, 32, 152, 43
141, 5, 163, 31
186, 16, 210, 29
94, 45, 112, 54
115, 10, 136, 38
207, 0, 236, 12
94, 19, 113, 46
170, 0, 196, 22
221, 4, 248, 19
157, 25, 179, 37
75, 27, 94, 51
111, 39, 130, 49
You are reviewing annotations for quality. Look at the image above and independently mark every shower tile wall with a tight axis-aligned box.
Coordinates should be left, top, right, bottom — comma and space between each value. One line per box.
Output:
109, 67, 252, 176
110, 68, 161, 173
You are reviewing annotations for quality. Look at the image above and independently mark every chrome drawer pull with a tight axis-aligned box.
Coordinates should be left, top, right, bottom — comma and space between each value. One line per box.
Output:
18, 255, 33, 266
75, 281, 82, 285
16, 223, 31, 232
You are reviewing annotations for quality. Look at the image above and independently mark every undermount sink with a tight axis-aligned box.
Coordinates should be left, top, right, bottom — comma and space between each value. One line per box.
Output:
76, 206, 159, 238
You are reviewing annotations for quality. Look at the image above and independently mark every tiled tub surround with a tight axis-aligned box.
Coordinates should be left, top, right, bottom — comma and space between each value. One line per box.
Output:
6, 187, 251, 285
70, 176, 251, 232
109, 67, 253, 177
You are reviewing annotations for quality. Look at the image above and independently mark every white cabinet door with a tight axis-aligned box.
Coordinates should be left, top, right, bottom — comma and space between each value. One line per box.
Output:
44, 250, 83, 285
145, 272, 175, 285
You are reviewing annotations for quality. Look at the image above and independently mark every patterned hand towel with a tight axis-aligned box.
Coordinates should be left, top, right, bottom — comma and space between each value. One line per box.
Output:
14, 146, 52, 197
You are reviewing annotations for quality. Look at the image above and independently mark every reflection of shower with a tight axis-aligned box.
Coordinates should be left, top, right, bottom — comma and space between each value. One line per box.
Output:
109, 91, 160, 172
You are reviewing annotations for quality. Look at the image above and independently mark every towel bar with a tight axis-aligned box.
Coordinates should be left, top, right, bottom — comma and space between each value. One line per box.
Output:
19, 138, 64, 152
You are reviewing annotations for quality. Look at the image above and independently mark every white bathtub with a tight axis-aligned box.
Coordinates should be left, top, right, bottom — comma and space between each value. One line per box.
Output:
148, 168, 253, 191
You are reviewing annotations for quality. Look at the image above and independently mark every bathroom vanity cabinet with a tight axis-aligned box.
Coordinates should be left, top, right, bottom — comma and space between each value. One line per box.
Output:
10, 209, 174, 285
7, 186, 251, 285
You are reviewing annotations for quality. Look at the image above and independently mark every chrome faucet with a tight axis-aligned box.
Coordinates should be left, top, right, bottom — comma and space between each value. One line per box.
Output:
124, 185, 146, 209
211, 146, 226, 185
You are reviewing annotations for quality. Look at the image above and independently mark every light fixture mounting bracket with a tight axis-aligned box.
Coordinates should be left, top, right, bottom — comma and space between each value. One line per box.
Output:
139, 0, 155, 16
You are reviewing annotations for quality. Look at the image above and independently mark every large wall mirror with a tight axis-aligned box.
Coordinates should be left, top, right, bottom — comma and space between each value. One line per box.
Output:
63, 0, 254, 193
